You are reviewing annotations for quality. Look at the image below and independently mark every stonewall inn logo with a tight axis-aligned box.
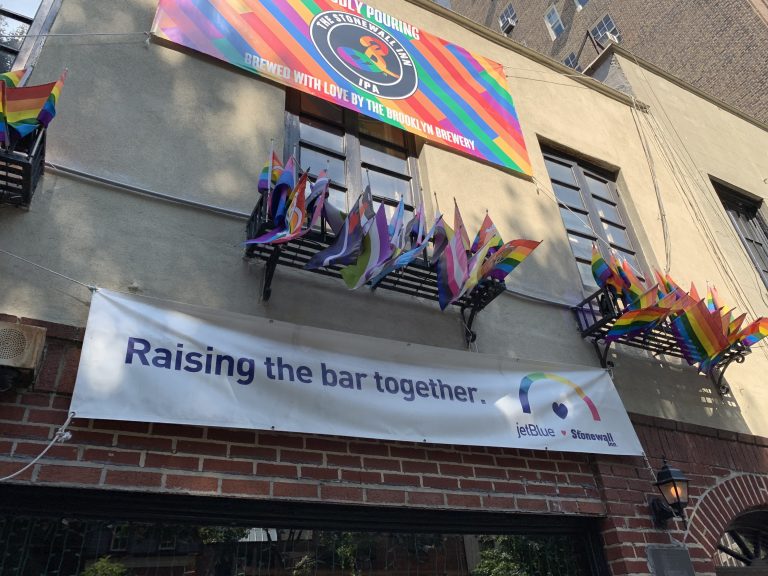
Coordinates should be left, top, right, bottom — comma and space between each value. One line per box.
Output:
310, 10, 419, 99
515, 372, 618, 447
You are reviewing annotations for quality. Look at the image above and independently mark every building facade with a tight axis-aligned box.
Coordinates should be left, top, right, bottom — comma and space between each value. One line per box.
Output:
447, 0, 768, 125
1, 0, 768, 575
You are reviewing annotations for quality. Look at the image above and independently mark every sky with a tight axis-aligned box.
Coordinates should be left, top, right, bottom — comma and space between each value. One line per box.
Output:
2, 0, 40, 19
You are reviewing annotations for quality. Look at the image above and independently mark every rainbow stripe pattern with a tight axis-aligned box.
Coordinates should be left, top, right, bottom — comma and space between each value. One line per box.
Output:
37, 70, 67, 128
519, 372, 601, 422
4, 80, 57, 139
0, 69, 26, 87
152, 0, 531, 174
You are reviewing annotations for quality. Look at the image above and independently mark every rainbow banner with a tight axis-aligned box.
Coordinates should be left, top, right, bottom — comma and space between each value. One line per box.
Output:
151, 0, 531, 175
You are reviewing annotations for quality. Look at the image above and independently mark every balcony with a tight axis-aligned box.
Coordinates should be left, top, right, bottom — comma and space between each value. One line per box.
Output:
244, 198, 507, 346
0, 128, 46, 208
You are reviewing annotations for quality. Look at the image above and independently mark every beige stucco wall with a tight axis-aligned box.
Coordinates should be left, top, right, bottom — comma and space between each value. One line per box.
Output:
1, 0, 766, 436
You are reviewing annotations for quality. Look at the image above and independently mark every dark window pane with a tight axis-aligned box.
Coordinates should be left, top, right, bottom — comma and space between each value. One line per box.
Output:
366, 169, 412, 204
0, 16, 29, 51
544, 158, 577, 186
300, 119, 344, 154
300, 146, 345, 186
361, 139, 408, 175
553, 182, 584, 209
0, 48, 16, 72
300, 92, 343, 125
359, 115, 406, 146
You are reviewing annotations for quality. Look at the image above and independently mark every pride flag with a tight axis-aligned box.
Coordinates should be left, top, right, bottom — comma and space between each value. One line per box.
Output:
452, 236, 499, 304
341, 203, 394, 290
269, 156, 296, 227
606, 306, 668, 341
245, 171, 309, 245
670, 300, 730, 365
592, 246, 622, 290
305, 187, 375, 269
481, 239, 541, 281
5, 80, 57, 139
258, 151, 284, 196
436, 218, 468, 310
471, 213, 503, 254
369, 214, 441, 289
736, 318, 768, 347
0, 69, 26, 87
454, 200, 471, 252
37, 70, 67, 128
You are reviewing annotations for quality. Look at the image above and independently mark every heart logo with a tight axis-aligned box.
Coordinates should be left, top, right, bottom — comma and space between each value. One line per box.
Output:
552, 402, 568, 420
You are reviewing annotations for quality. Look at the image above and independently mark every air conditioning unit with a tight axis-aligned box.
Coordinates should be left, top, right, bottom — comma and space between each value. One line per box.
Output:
0, 322, 46, 390
500, 17, 517, 35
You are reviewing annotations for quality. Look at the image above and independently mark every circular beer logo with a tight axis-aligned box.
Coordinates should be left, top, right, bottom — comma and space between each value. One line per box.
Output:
310, 11, 418, 99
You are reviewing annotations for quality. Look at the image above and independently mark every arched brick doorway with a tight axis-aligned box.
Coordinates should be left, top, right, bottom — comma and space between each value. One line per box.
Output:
683, 474, 768, 575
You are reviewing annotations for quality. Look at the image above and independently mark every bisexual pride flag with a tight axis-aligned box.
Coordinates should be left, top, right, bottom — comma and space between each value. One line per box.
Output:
152, 0, 531, 175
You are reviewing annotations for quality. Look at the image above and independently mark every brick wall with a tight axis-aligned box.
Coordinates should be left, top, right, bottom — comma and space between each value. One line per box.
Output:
447, 0, 768, 124
1, 317, 767, 576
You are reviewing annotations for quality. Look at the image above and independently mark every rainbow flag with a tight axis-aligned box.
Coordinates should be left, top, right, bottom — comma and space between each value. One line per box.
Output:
626, 284, 659, 311
471, 213, 503, 254
245, 171, 309, 245
671, 300, 730, 365
727, 312, 747, 342
436, 218, 468, 310
452, 235, 499, 304
0, 69, 26, 87
606, 306, 669, 341
305, 171, 329, 229
37, 70, 66, 128
591, 246, 617, 289
5, 80, 57, 139
258, 151, 284, 195
269, 155, 296, 227
481, 239, 541, 280
430, 219, 454, 265
618, 259, 646, 304
736, 318, 768, 348
388, 197, 405, 248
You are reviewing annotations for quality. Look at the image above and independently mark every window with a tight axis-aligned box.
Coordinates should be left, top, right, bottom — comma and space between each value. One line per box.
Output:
573, 0, 589, 9
285, 91, 421, 223
499, 4, 518, 34
545, 6, 565, 40
590, 15, 621, 46
0, 0, 51, 72
542, 150, 643, 290
715, 181, 768, 288
433, 0, 452, 8
563, 52, 582, 71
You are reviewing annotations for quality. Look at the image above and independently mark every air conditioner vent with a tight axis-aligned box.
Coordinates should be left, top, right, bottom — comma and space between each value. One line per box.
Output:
0, 328, 27, 360
0, 322, 46, 388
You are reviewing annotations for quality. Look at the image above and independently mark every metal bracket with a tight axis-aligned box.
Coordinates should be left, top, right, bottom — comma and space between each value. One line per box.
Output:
460, 304, 479, 348
708, 345, 749, 397
592, 339, 614, 368
261, 245, 282, 302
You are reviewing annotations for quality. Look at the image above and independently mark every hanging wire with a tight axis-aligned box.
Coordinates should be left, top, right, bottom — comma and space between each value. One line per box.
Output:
0, 412, 76, 482
0, 249, 95, 291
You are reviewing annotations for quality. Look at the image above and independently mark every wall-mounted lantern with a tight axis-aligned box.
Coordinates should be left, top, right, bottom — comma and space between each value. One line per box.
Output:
650, 459, 689, 529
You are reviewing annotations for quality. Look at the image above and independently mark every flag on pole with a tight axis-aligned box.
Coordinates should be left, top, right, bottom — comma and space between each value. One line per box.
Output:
306, 171, 329, 229
481, 239, 541, 281
5, 80, 57, 139
245, 171, 309, 245
306, 187, 375, 269
471, 213, 503, 254
453, 199, 471, 252
270, 156, 296, 227
670, 299, 730, 365
451, 236, 498, 304
369, 214, 442, 289
37, 69, 66, 128
436, 218, 468, 310
606, 306, 669, 340
591, 245, 622, 290
258, 151, 283, 196
340, 203, 394, 289
0, 69, 26, 87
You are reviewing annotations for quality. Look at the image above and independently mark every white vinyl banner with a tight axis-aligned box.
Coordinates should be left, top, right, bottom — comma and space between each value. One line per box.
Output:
72, 289, 643, 455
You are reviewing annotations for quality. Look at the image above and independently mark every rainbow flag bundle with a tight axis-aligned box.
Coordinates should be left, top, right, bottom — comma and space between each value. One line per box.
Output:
0, 69, 26, 88
589, 251, 768, 372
